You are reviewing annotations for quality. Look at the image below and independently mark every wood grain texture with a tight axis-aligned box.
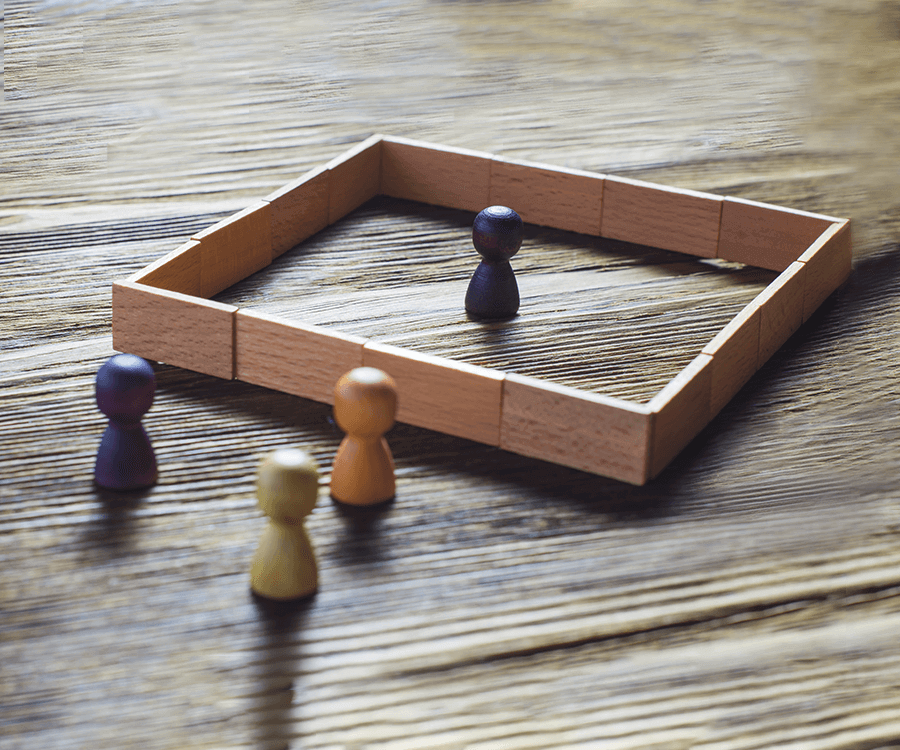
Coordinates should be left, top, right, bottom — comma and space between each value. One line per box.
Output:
718, 197, 838, 272
4, 1, 898, 748
798, 220, 853, 320
127, 239, 202, 297
235, 309, 365, 404
326, 134, 383, 225
500, 372, 652, 484
648, 353, 714, 479
362, 340, 505, 445
600, 175, 723, 259
215, 196, 773, 405
381, 135, 492, 213
191, 201, 273, 298
701, 302, 761, 417
489, 157, 604, 235
112, 281, 236, 379
263, 164, 330, 258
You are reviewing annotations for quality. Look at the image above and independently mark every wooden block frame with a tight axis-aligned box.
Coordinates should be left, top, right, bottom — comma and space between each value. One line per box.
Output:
112, 134, 852, 485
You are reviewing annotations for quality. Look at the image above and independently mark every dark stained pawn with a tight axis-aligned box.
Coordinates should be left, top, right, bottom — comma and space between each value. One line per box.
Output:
465, 205, 524, 320
94, 354, 158, 490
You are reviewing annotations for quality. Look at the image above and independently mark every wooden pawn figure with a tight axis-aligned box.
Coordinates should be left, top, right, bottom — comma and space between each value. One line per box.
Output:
465, 205, 524, 320
250, 448, 319, 600
94, 353, 158, 490
330, 367, 397, 505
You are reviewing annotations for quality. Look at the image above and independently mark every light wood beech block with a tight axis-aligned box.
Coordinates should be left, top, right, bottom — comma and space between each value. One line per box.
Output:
600, 176, 722, 258
326, 134, 383, 225
701, 303, 761, 417
718, 197, 837, 272
500, 373, 652, 485
263, 165, 330, 258
128, 239, 202, 297
362, 341, 504, 445
797, 220, 852, 321
381, 136, 492, 213
235, 309, 365, 404
191, 201, 273, 298
752, 261, 807, 366
112, 281, 236, 379
489, 157, 604, 236
648, 353, 713, 479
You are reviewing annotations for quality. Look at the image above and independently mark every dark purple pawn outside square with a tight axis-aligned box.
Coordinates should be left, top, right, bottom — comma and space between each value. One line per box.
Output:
94, 354, 158, 490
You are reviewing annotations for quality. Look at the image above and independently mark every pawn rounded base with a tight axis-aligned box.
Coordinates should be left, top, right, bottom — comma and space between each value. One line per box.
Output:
465, 260, 519, 321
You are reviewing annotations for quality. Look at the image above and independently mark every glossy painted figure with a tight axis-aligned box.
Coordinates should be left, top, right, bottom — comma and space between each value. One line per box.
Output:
94, 353, 158, 490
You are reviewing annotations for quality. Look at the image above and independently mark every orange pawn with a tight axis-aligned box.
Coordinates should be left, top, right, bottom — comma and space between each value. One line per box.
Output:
250, 448, 319, 600
330, 367, 397, 505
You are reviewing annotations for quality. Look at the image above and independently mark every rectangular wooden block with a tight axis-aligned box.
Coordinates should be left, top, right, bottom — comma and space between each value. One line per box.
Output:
112, 281, 236, 379
263, 165, 330, 258
362, 341, 504, 445
797, 220, 852, 321
600, 176, 722, 258
489, 157, 604, 236
326, 134, 383, 225
701, 302, 761, 417
500, 373, 652, 485
127, 240, 202, 297
191, 201, 273, 298
235, 310, 365, 404
718, 197, 837, 272
381, 136, 492, 213
648, 353, 713, 479
752, 260, 807, 365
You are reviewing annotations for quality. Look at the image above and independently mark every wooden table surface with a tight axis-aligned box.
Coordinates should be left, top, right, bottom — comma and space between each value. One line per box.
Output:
4, 1, 900, 748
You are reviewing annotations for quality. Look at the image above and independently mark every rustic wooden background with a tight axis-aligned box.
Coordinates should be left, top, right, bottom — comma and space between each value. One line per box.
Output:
3, 1, 900, 748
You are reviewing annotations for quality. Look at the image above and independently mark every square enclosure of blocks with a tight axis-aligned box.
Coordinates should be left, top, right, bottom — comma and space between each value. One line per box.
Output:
113, 134, 852, 485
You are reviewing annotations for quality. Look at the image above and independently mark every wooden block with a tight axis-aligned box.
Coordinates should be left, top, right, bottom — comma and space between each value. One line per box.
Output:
489, 157, 604, 236
326, 134, 383, 224
235, 310, 365, 404
500, 373, 652, 485
127, 240, 202, 296
600, 176, 722, 258
797, 220, 852, 321
381, 135, 492, 213
648, 353, 713, 479
752, 261, 807, 366
362, 341, 504, 445
191, 201, 273, 298
701, 302, 761, 417
718, 197, 837, 272
263, 165, 330, 258
112, 281, 236, 379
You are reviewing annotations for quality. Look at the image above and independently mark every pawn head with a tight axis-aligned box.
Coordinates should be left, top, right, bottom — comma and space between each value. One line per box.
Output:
257, 448, 319, 522
96, 354, 156, 422
472, 206, 523, 262
333, 367, 397, 439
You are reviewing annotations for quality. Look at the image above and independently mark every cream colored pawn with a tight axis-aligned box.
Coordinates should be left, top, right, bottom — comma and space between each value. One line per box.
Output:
250, 448, 319, 600
330, 367, 397, 505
